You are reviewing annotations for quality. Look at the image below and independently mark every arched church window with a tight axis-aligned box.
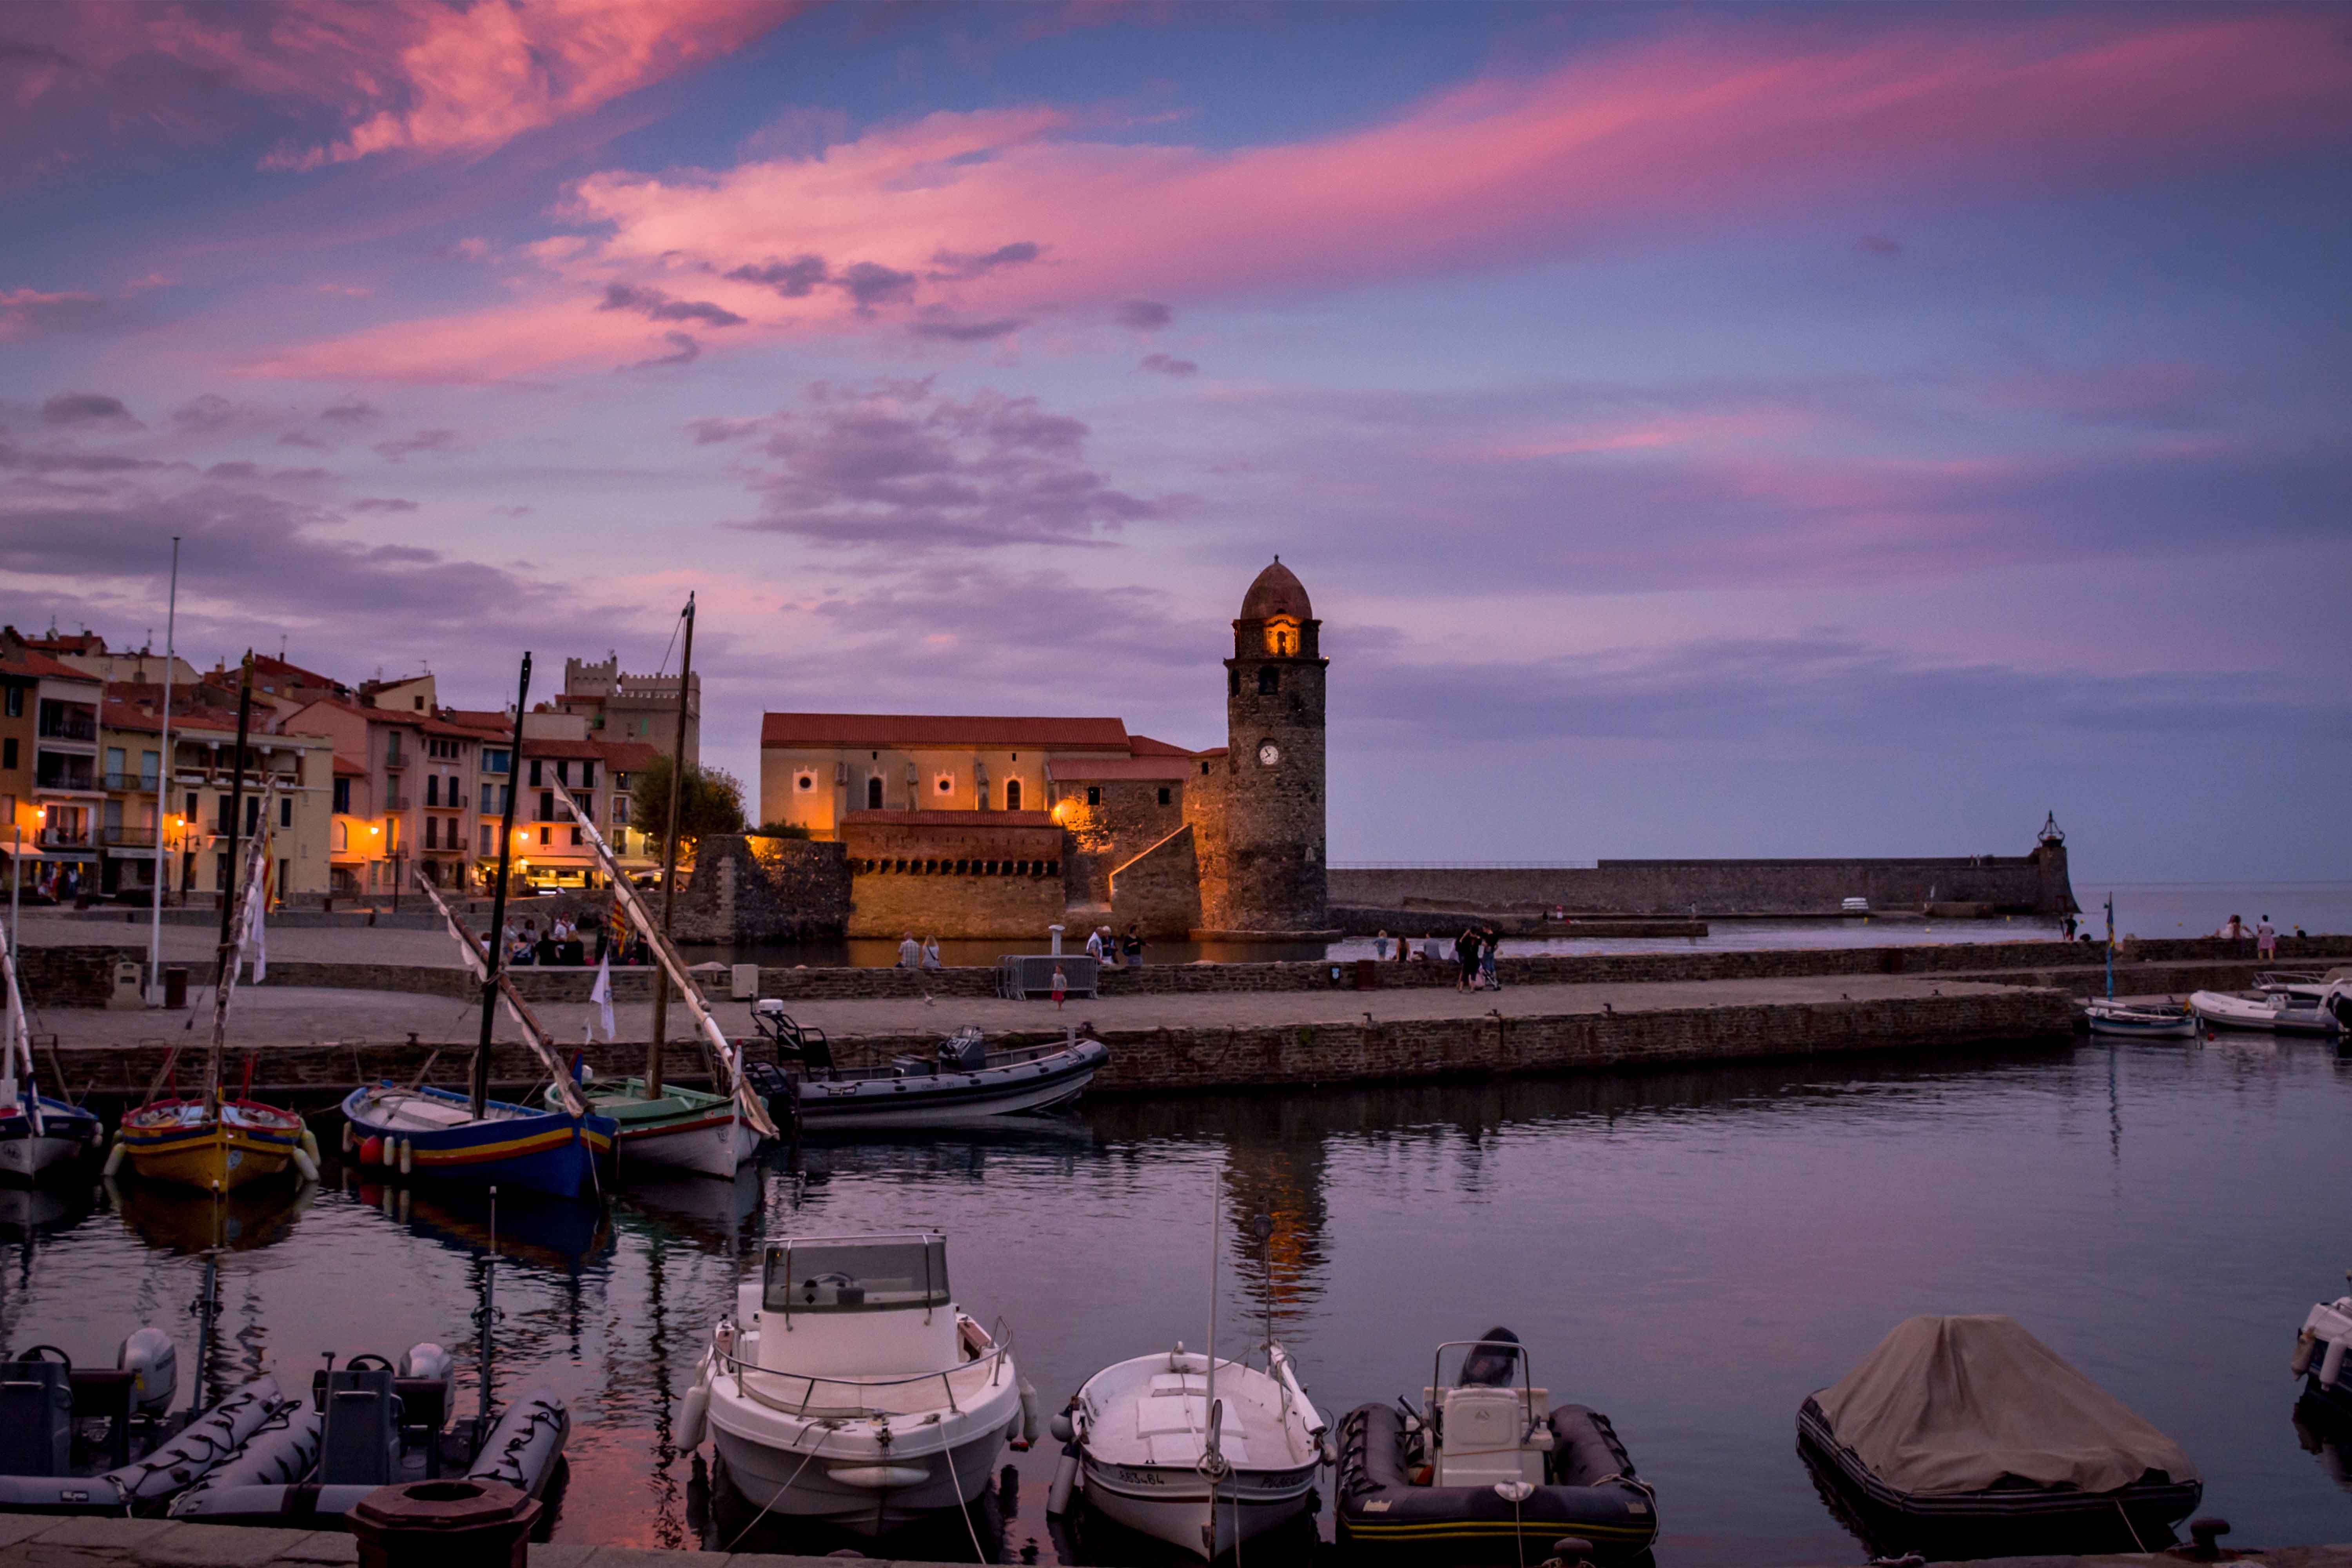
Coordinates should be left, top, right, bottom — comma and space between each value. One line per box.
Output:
867, 776, 882, 810
1264, 617, 1298, 655
1005, 779, 1022, 811
1258, 666, 1279, 695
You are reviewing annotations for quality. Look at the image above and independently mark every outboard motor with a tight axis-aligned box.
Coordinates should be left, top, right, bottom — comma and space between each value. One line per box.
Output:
0, 1353, 73, 1477
118, 1327, 178, 1417
319, 1367, 400, 1486
1459, 1327, 1523, 1387
939, 1027, 987, 1072
399, 1343, 454, 1426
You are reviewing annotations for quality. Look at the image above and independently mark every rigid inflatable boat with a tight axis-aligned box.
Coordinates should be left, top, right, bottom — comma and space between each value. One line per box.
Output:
0, 1331, 291, 1516
1798, 1315, 2201, 1560
168, 1345, 567, 1526
1335, 1331, 1657, 1564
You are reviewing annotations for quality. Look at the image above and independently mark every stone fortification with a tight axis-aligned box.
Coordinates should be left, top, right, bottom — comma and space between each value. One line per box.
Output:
841, 810, 1065, 938
1109, 823, 1203, 936
1333, 837, 2077, 918
668, 833, 849, 944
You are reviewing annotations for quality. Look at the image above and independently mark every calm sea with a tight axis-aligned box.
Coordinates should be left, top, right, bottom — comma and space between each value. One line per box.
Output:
7, 1027, 2351, 1563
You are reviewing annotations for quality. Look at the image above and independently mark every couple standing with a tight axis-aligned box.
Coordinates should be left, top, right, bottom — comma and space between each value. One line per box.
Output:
1085, 923, 1145, 968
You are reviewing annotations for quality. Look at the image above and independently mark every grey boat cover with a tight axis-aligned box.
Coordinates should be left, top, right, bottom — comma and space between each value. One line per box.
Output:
1810, 1315, 2196, 1496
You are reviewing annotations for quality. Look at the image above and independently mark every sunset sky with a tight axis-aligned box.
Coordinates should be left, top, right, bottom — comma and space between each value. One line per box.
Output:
5, 1, 2346, 880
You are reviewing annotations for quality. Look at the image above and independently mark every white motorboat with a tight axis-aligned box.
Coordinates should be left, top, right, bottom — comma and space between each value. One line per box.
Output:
2189, 975, 2340, 1035
1059, 1343, 1326, 1559
2294, 1273, 2352, 1418
2082, 1000, 2199, 1039
677, 1233, 1029, 1536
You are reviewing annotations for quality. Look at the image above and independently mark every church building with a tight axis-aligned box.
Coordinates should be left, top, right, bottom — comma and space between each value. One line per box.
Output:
756, 560, 1331, 940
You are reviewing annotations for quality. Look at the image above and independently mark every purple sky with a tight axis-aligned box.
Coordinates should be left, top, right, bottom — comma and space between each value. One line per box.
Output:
4, 2, 2347, 881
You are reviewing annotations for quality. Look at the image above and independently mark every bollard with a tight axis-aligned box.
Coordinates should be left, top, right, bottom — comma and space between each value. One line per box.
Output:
350, 1479, 540, 1568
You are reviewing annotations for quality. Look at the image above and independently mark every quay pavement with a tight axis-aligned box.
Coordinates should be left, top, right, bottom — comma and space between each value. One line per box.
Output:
5, 1517, 2350, 1566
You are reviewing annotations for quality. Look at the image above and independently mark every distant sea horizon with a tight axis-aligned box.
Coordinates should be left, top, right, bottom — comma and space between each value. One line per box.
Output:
2076, 880, 2352, 942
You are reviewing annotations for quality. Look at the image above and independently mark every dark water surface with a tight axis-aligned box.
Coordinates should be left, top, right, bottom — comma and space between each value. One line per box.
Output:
7, 1034, 2352, 1563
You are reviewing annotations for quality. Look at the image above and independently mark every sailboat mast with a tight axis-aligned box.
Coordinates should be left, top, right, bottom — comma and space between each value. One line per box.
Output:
1205, 1175, 1219, 1445
207, 656, 254, 1116
147, 535, 178, 1002
474, 655, 532, 1121
646, 594, 694, 1101
2105, 892, 2115, 1000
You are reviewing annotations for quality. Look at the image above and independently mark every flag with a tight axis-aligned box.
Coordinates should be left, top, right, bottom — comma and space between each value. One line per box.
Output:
590, 948, 615, 1041
248, 882, 267, 983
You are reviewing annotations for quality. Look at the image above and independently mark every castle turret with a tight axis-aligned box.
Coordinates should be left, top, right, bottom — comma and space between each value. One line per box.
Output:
1195, 558, 1328, 934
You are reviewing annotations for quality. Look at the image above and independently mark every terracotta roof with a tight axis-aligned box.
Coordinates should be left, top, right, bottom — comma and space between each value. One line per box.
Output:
1125, 733, 1200, 757
842, 809, 1057, 829
249, 653, 343, 690
1239, 557, 1312, 621
1047, 755, 1196, 782
592, 740, 661, 772
332, 755, 368, 778
0, 649, 99, 684
761, 713, 1131, 751
20, 631, 106, 655
520, 737, 605, 761
443, 709, 513, 732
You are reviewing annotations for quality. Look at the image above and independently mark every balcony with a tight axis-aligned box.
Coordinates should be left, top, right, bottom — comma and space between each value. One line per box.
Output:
383, 793, 412, 812
36, 826, 91, 849
383, 750, 407, 770
36, 710, 96, 743
101, 826, 158, 849
34, 759, 98, 792
102, 771, 165, 792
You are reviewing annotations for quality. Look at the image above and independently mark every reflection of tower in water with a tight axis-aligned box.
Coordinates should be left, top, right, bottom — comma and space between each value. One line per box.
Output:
1220, 1123, 1332, 1341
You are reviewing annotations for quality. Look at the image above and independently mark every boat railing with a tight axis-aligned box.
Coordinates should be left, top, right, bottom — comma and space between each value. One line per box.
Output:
723, 1322, 1013, 1419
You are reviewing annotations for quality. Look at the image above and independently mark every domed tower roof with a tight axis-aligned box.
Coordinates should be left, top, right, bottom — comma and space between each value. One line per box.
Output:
1239, 557, 1312, 621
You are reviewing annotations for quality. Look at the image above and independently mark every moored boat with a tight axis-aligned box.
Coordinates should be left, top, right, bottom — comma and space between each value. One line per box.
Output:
2082, 1000, 2199, 1039
550, 1075, 756, 1179
678, 1232, 1027, 1535
2189, 978, 2339, 1035
1798, 1314, 2201, 1560
341, 1082, 615, 1201
1334, 1330, 1657, 1564
749, 1013, 1108, 1130
0, 938, 102, 1183
118, 1098, 306, 1193
2293, 1273, 2352, 1419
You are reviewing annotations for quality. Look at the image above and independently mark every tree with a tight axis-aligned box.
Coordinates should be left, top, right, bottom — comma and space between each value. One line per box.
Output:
630, 755, 747, 851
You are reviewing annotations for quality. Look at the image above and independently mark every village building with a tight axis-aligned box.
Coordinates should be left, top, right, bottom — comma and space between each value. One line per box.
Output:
755, 561, 1332, 940
548, 654, 700, 767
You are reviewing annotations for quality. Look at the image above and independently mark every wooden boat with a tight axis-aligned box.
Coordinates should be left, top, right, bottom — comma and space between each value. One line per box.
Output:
115, 755, 316, 1194
748, 1014, 1107, 1130
1334, 1330, 1657, 1564
1798, 1315, 2200, 1559
0, 937, 102, 1183
2082, 1000, 2199, 1039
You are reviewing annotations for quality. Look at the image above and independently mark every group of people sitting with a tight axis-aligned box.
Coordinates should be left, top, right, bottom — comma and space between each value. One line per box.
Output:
501, 911, 653, 968
1370, 926, 1503, 989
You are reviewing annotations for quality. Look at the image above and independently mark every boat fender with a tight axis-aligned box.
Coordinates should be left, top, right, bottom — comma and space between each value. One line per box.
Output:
1046, 1444, 1080, 1517
678, 1382, 709, 1452
465, 1388, 569, 1497
117, 1326, 178, 1416
341, 1120, 354, 1156
2323, 1337, 2348, 1389
2294, 1328, 2321, 1377
359, 1135, 383, 1167
291, 1146, 319, 1183
1011, 1377, 1038, 1450
299, 1127, 321, 1165
102, 1131, 127, 1179
714, 1318, 735, 1360
397, 1137, 412, 1177
100, 1376, 287, 1504
1049, 1411, 1073, 1445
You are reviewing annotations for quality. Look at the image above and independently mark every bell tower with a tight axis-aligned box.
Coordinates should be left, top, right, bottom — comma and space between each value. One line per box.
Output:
1198, 557, 1328, 934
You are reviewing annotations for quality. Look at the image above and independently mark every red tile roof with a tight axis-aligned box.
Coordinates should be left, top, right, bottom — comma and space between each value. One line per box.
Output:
332, 755, 368, 778
0, 649, 100, 684
592, 740, 661, 772
761, 713, 1131, 751
1046, 755, 1196, 782
1125, 733, 1201, 757
841, 809, 1057, 829
249, 653, 343, 690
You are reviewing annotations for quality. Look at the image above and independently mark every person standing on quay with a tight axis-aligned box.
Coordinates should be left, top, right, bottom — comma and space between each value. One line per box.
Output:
1374, 930, 1390, 960
898, 931, 920, 968
1051, 963, 1067, 1010
2256, 915, 2278, 960
1122, 923, 1145, 968
1480, 927, 1500, 990
1455, 927, 1479, 992
1085, 926, 1105, 963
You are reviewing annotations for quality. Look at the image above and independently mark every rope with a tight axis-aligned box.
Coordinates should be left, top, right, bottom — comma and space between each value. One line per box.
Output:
957, 1470, 989, 1564
721, 1423, 833, 1551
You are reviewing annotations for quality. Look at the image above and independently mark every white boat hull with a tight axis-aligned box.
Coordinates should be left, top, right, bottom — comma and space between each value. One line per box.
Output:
798, 1071, 1097, 1130
622, 1111, 756, 1178
0, 1132, 84, 1180
2190, 989, 2337, 1034
1079, 1453, 1317, 1558
2083, 1003, 2199, 1039
713, 1417, 1007, 1533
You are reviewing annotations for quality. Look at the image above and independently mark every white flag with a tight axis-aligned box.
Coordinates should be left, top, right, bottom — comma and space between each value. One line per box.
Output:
590, 948, 615, 1041
248, 882, 267, 983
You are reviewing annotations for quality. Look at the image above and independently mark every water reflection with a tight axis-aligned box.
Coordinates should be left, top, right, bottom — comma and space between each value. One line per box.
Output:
2, 1037, 2349, 1564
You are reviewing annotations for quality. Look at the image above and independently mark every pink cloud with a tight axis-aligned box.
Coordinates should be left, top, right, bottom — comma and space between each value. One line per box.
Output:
2, 1, 806, 172
249, 9, 2352, 382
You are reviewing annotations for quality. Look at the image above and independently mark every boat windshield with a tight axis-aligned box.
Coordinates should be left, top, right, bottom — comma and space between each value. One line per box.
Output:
763, 1238, 949, 1313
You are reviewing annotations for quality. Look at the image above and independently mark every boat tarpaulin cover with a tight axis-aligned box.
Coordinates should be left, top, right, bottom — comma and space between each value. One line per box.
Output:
1809, 1315, 2196, 1496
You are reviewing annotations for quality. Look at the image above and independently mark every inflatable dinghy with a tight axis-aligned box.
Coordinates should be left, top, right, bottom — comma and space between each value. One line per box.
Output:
169, 1345, 567, 1526
1335, 1330, 1657, 1564
1798, 1315, 2201, 1560
0, 1330, 291, 1515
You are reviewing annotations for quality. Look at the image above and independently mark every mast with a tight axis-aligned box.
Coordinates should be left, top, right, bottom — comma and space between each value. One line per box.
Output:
2105, 892, 2115, 1001
207, 657, 254, 1114
647, 594, 694, 1100
147, 536, 179, 1003
474, 655, 532, 1121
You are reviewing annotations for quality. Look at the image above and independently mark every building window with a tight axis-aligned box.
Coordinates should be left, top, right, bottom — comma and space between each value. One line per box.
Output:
571, 826, 583, 846
2, 686, 17, 717
141, 750, 159, 789
334, 822, 347, 852
1258, 665, 1279, 695
539, 791, 553, 822
1158, 787, 1171, 806
867, 776, 883, 810
613, 794, 629, 823
1005, 779, 1022, 811
528, 759, 542, 786
279, 796, 292, 828
479, 782, 493, 813
1, 738, 15, 770
795, 771, 815, 793
539, 825, 550, 846
425, 817, 438, 849
1200, 760, 1210, 776
483, 748, 509, 776
935, 773, 954, 797
581, 762, 595, 789
425, 775, 439, 807
1086, 786, 1100, 807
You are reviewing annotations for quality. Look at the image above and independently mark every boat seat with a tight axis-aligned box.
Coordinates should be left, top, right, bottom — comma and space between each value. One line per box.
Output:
1434, 1384, 1547, 1487
319, 1369, 399, 1486
1137, 1373, 1251, 1467
0, 1361, 73, 1476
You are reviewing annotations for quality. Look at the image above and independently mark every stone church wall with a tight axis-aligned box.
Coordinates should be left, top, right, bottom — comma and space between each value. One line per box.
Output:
1110, 823, 1203, 937
848, 863, 1067, 939
1060, 777, 1187, 905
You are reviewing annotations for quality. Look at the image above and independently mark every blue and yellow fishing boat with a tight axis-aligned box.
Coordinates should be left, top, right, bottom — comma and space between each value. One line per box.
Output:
339, 1083, 615, 1201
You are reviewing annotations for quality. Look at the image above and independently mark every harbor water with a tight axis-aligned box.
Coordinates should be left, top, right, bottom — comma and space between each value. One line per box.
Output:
5, 1030, 2351, 1563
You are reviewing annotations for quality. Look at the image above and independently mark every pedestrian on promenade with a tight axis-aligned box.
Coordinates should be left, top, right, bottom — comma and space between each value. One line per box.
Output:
898, 932, 920, 969
1480, 928, 1500, 989
921, 935, 942, 971
1122, 923, 1145, 968
1051, 964, 1067, 1010
2257, 915, 2278, 960
2062, 913, 2076, 940
1455, 927, 1479, 992
535, 928, 560, 967
1374, 930, 1390, 960
1085, 926, 1105, 962
558, 928, 585, 966
626, 931, 651, 967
